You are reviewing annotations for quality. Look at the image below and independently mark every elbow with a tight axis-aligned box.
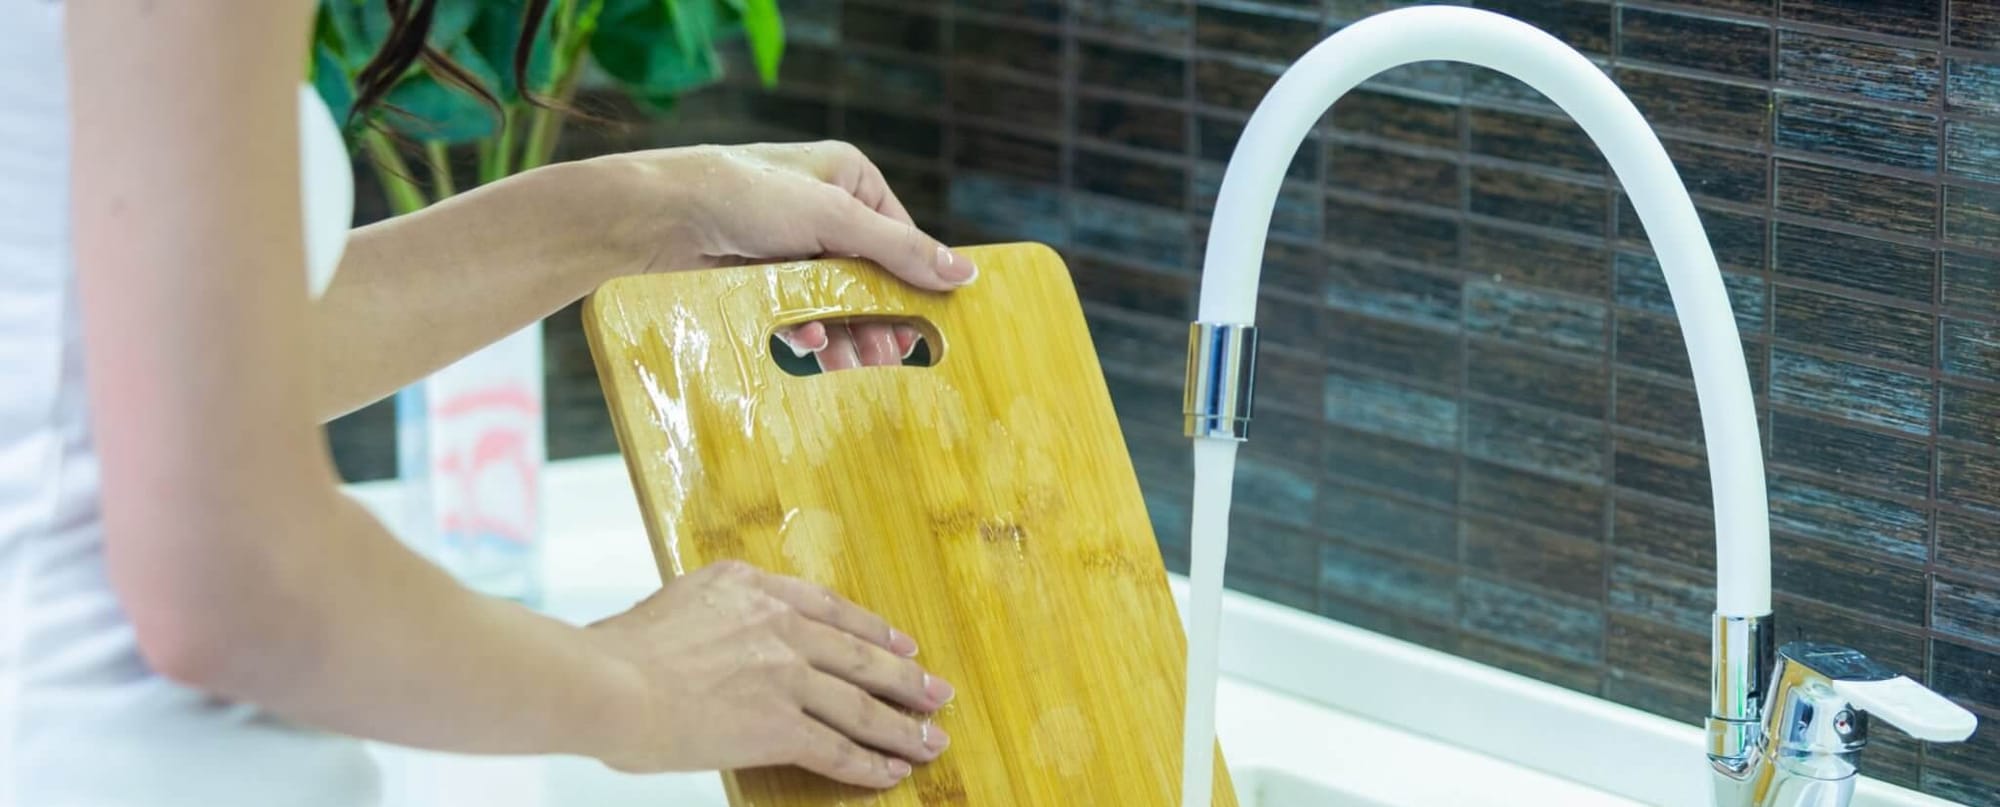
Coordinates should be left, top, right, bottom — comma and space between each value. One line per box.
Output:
129, 605, 234, 691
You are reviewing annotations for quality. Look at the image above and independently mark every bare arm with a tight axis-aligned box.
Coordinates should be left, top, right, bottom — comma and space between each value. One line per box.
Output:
69, 4, 952, 786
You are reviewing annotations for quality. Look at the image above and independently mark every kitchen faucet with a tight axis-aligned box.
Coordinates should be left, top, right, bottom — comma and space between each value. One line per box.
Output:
1178, 7, 1977, 807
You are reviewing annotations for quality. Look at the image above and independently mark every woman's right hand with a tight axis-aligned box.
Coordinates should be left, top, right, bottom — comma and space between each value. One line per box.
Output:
586, 560, 954, 788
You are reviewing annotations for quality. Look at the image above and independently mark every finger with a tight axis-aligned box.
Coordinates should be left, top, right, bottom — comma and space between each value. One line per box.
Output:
779, 322, 829, 357
813, 189, 975, 291
892, 325, 921, 361
789, 717, 913, 789
851, 322, 901, 367
801, 670, 948, 764
793, 618, 946, 712
760, 574, 918, 657
816, 323, 863, 372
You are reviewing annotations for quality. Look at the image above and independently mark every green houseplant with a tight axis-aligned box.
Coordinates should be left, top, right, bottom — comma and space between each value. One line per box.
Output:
309, 0, 786, 601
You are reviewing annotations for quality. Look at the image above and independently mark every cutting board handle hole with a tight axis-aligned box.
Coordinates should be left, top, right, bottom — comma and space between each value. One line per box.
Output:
768, 317, 941, 377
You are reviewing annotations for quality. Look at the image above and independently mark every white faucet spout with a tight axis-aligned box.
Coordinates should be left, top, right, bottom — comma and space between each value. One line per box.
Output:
1185, 6, 1772, 807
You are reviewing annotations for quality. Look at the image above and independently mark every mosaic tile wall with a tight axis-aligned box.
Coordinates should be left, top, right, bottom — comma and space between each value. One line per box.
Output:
328, 0, 2000, 798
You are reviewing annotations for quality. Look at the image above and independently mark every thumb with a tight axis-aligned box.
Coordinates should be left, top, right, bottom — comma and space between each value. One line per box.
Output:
814, 191, 977, 292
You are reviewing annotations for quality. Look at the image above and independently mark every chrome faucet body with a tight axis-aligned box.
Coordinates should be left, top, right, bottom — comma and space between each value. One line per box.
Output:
1178, 7, 1976, 807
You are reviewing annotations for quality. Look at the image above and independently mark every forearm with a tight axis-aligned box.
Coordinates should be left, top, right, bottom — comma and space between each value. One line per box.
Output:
312, 161, 646, 419
193, 486, 644, 758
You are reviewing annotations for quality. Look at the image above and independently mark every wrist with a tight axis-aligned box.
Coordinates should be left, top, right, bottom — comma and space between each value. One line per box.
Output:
565, 150, 711, 282
571, 623, 660, 768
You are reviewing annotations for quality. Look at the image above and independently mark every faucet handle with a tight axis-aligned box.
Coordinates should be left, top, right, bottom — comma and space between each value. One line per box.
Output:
1832, 676, 1977, 742
1780, 642, 1978, 743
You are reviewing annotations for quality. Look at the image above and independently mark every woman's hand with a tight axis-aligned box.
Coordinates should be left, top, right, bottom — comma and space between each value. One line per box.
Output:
583, 141, 976, 371
587, 560, 954, 788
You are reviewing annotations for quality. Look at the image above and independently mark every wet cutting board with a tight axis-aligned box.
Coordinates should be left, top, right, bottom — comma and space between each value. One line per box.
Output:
582, 242, 1236, 806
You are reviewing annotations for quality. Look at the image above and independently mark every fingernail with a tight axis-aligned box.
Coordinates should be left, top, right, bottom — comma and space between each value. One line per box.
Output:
898, 333, 922, 361
888, 628, 919, 657
887, 758, 913, 780
922, 721, 951, 755
924, 673, 955, 707
935, 246, 977, 285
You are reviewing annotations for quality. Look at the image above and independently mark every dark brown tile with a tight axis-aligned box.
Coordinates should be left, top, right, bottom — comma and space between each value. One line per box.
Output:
1941, 445, 2000, 516
953, 0, 1063, 24
949, 72, 1061, 128
953, 127, 1061, 182
1774, 218, 1938, 302
1616, 67, 1772, 144
1607, 613, 1707, 689
1203, 116, 1317, 181
1932, 638, 2000, 713
1328, 145, 1459, 208
1325, 198, 1462, 265
1614, 252, 1768, 331
1615, 372, 1706, 445
1922, 767, 2000, 807
1323, 423, 1460, 506
1076, 95, 1187, 155
1324, 368, 1460, 451
845, 108, 942, 159
1768, 470, 1930, 564
1622, 8, 1772, 80
1074, 0, 1190, 40
1615, 437, 1713, 509
1315, 590, 1462, 652
1926, 702, 2000, 776
1089, 307, 1184, 380
1613, 492, 1716, 569
1465, 282, 1607, 355
1944, 384, 2000, 446
1460, 634, 1605, 695
1609, 551, 1713, 633
1946, 120, 2000, 184
1936, 578, 2000, 647
1940, 508, 2000, 582
1616, 203, 1770, 274
1775, 161, 1938, 239
1074, 148, 1187, 209
1773, 286, 1934, 367
1776, 93, 1941, 172
1945, 319, 2000, 383
1460, 576, 1605, 664
1231, 457, 1317, 530
1326, 309, 1462, 386
774, 44, 839, 93
1955, 0, 2000, 49
1258, 239, 1328, 299
1666, 0, 1775, 13
949, 172, 1064, 245
1770, 348, 1932, 436
1772, 411, 1932, 498
1467, 339, 1608, 419
1070, 255, 1193, 319
1078, 41, 1187, 98
1771, 532, 1928, 623
1225, 571, 1319, 613
1319, 482, 1459, 561
1945, 184, 2000, 252
1948, 58, 2000, 117
1225, 513, 1321, 584
1195, 5, 1320, 62
1467, 225, 1612, 297
1320, 539, 1464, 619
951, 20, 1061, 76
1778, 596, 1926, 676
1469, 108, 1604, 175
1195, 57, 1282, 111
1463, 459, 1606, 536
1471, 0, 1613, 55
843, 3, 942, 54
1661, 138, 1770, 206
1465, 516, 1605, 600
1944, 251, 2000, 319
1614, 308, 1770, 390
1776, 29, 1942, 105
1470, 167, 1608, 237
1257, 290, 1324, 352
1324, 257, 1461, 329
745, 93, 833, 135
1256, 350, 1329, 420
1326, 89, 1459, 150
1465, 399, 1608, 483
1780, 0, 1942, 38
1069, 192, 1189, 268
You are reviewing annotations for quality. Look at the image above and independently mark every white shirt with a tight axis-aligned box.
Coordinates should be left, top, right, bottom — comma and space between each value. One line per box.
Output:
1, 3, 376, 804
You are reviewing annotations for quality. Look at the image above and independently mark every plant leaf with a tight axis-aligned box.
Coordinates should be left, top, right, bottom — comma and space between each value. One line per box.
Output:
590, 0, 726, 97
737, 0, 783, 86
467, 0, 555, 100
312, 42, 358, 127
379, 42, 504, 143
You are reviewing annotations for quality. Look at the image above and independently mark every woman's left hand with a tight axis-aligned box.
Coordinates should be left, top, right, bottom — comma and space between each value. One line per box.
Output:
581, 142, 977, 371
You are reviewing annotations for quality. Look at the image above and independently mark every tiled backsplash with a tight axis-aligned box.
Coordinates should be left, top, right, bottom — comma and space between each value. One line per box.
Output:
328, 0, 2000, 799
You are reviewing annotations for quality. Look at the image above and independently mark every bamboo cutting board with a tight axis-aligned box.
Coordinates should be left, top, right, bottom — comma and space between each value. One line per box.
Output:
582, 242, 1235, 806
